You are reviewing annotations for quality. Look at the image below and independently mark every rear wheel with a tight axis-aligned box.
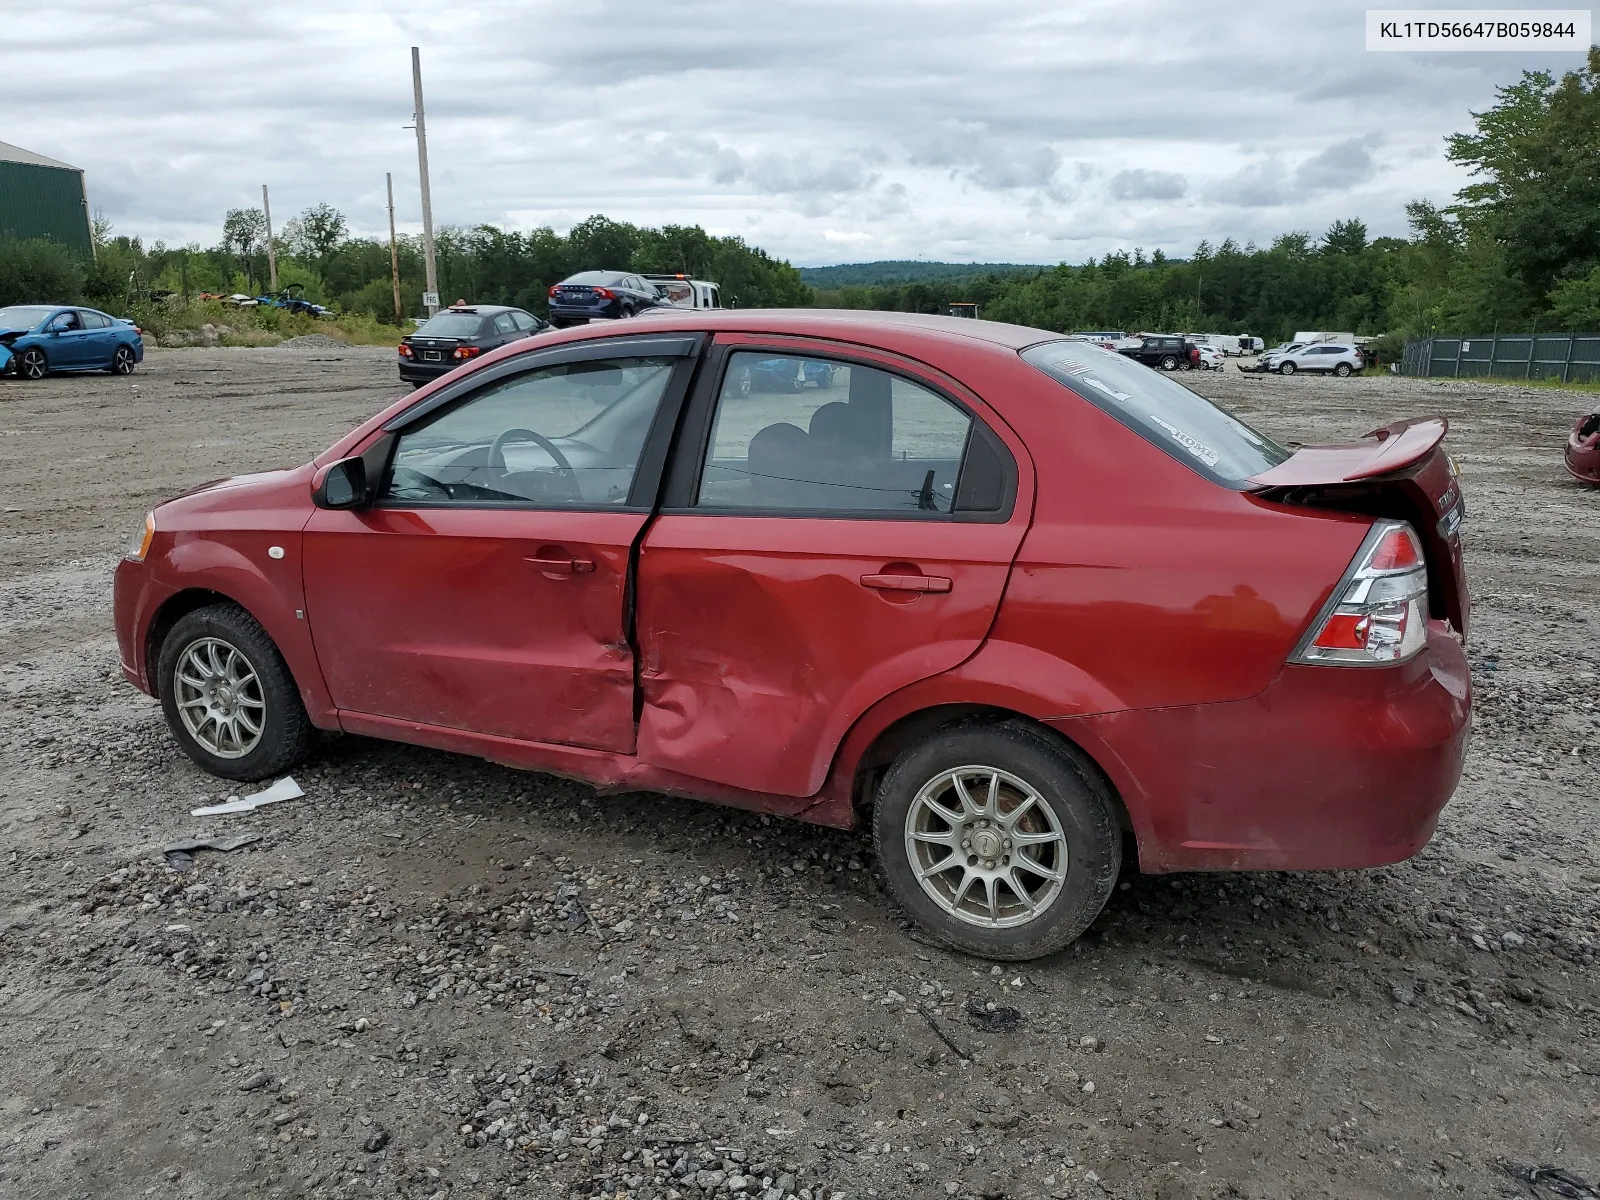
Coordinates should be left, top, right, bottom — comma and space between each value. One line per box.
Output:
873, 721, 1122, 960
1334, 362, 1352, 377
1159, 354, 1178, 371
1278, 360, 1296, 375
17, 348, 47, 380
110, 345, 136, 375
157, 604, 316, 781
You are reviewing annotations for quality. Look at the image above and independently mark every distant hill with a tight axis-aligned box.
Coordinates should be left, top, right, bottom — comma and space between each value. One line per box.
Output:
798, 260, 1046, 289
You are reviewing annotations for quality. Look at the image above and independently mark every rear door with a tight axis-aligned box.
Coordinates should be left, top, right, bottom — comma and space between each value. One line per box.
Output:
302, 334, 700, 751
634, 337, 1034, 797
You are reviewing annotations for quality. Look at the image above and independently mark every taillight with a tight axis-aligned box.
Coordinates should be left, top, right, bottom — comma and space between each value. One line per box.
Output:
398, 343, 412, 357
593, 286, 614, 300
1292, 521, 1429, 666
548, 285, 560, 297
453, 345, 482, 360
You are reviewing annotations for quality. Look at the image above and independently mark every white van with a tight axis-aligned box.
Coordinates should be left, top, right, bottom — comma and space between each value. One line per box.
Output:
644, 274, 722, 310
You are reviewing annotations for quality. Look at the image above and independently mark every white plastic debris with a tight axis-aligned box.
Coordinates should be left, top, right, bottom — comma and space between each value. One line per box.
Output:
191, 776, 303, 817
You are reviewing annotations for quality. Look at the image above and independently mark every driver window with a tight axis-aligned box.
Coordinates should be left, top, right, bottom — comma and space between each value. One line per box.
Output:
381, 356, 677, 508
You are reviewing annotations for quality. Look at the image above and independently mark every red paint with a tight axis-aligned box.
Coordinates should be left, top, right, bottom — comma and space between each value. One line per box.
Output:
114, 309, 1473, 875
302, 506, 644, 752
1567, 409, 1600, 484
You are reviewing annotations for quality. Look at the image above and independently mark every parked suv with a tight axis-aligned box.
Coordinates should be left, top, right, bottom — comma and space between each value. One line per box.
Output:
1117, 334, 1199, 371
1275, 343, 1363, 377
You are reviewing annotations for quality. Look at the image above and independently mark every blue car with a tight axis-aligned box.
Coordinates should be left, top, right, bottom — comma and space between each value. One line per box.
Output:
0, 304, 145, 380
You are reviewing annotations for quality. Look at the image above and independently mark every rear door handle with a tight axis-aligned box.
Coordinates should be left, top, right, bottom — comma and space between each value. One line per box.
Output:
860, 573, 952, 593
524, 553, 595, 575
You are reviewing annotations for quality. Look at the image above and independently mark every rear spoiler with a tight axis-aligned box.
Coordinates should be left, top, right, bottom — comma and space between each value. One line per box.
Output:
1247, 417, 1447, 488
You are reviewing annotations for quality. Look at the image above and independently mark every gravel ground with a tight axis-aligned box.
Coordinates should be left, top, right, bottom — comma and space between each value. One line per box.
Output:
0, 347, 1596, 1200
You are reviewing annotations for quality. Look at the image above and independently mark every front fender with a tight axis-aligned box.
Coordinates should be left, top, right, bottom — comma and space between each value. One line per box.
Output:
143, 531, 337, 727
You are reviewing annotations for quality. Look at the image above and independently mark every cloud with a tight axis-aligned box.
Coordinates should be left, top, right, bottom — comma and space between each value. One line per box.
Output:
1296, 136, 1380, 192
0, 0, 1522, 264
1209, 160, 1292, 207
1109, 169, 1188, 201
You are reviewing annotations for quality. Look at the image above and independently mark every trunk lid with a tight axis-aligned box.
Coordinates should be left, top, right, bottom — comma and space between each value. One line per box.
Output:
1249, 417, 1468, 638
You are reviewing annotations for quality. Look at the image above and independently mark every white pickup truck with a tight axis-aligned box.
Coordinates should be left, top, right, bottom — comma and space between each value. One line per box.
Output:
644, 274, 722, 310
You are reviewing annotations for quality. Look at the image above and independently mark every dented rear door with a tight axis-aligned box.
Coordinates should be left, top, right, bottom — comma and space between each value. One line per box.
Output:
633, 337, 1034, 798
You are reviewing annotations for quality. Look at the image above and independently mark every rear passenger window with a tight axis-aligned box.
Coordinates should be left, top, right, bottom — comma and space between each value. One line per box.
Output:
695, 351, 1001, 515
493, 312, 517, 335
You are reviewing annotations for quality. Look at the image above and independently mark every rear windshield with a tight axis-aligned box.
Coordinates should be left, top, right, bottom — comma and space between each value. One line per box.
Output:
562, 271, 623, 286
415, 312, 484, 338
1022, 340, 1289, 486
0, 306, 54, 329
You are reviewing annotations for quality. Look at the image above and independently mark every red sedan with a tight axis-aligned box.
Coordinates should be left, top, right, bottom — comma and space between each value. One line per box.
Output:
114, 311, 1471, 960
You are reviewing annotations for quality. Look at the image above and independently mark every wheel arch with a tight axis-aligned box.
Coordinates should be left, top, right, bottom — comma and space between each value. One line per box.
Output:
141, 585, 337, 729
145, 588, 240, 698
827, 701, 1138, 861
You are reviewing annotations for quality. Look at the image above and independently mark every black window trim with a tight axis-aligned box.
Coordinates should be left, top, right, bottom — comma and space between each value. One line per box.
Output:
659, 340, 1017, 523
372, 332, 705, 515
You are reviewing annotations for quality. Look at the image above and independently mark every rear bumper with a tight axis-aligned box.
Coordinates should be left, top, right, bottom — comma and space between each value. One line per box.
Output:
1055, 621, 1471, 873
550, 302, 620, 322
398, 359, 459, 383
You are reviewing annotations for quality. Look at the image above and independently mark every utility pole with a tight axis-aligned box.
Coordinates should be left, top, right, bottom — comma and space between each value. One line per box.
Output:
386, 172, 403, 325
410, 47, 440, 316
262, 184, 278, 292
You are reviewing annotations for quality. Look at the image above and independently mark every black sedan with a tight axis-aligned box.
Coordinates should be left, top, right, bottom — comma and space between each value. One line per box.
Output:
398, 305, 548, 386
546, 271, 664, 327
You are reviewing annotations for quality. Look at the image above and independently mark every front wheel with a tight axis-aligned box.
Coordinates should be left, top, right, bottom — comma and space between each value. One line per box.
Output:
1333, 362, 1352, 377
157, 604, 316, 781
110, 345, 137, 375
17, 348, 48, 380
1278, 360, 1296, 375
873, 721, 1122, 961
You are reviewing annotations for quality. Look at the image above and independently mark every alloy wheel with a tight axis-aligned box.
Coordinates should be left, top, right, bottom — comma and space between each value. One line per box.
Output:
903, 765, 1068, 929
173, 637, 266, 759
113, 346, 136, 374
19, 350, 46, 380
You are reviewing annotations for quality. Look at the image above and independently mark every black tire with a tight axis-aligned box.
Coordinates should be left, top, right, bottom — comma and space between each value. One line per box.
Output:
1159, 354, 1178, 371
873, 720, 1122, 961
110, 345, 136, 375
620, 304, 635, 319
156, 603, 316, 781
1333, 362, 1352, 378
1278, 360, 1296, 375
17, 348, 48, 380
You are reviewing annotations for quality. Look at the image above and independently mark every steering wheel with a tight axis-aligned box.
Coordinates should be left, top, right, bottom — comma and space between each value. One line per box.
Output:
487, 427, 580, 500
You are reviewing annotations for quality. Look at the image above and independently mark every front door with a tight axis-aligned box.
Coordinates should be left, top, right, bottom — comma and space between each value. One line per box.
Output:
46, 310, 93, 367
635, 341, 1033, 797
303, 347, 691, 752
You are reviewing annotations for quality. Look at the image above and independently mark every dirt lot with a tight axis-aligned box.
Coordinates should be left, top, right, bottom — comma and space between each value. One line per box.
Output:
0, 346, 1596, 1200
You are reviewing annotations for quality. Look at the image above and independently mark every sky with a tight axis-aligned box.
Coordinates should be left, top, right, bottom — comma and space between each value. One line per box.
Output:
6, 0, 1594, 266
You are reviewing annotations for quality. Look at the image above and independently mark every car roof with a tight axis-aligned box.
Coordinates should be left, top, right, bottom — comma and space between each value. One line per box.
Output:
437, 305, 517, 315
615, 307, 1058, 351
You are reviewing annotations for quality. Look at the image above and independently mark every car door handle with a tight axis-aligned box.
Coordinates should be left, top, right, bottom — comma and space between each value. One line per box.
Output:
860, 573, 952, 593
524, 553, 594, 575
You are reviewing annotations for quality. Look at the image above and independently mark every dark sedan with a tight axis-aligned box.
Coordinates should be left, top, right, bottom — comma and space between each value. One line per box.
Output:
398, 305, 548, 386
547, 271, 664, 327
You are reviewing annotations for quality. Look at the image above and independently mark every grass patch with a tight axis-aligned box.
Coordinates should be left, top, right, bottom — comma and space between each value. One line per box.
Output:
127, 298, 403, 347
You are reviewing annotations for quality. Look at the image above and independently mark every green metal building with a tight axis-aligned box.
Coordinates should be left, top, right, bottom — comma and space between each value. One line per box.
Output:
0, 141, 93, 257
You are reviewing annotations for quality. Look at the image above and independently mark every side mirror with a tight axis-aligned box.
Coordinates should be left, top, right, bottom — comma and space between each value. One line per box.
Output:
313, 456, 369, 509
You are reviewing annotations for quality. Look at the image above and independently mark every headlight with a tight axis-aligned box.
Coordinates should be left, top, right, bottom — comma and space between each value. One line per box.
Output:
125, 512, 155, 561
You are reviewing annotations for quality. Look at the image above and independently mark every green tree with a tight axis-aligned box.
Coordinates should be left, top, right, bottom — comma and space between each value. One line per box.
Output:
1446, 46, 1600, 300
283, 203, 348, 277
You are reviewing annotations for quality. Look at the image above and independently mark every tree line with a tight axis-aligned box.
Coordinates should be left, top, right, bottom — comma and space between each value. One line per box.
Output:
2, 49, 1595, 345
